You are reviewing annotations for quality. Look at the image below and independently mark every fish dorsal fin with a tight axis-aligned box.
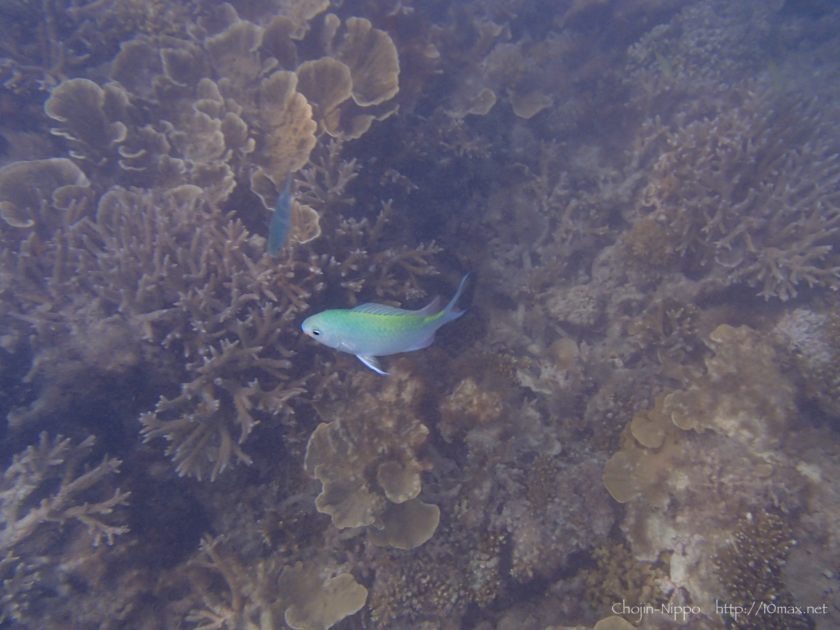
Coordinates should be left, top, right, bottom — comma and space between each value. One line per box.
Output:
352, 296, 441, 317
415, 296, 442, 316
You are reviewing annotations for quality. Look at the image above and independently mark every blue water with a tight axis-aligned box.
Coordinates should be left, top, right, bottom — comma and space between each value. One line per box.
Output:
0, 1, 838, 628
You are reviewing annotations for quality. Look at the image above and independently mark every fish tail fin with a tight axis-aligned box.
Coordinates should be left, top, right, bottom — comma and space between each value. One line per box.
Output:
440, 273, 470, 324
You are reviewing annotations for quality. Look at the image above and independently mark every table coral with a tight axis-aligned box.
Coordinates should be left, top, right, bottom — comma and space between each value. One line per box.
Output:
45, 78, 129, 165
335, 17, 400, 107
279, 563, 367, 630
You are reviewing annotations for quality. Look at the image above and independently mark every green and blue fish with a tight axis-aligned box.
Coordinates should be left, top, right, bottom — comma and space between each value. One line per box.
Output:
301, 274, 470, 375
267, 177, 293, 256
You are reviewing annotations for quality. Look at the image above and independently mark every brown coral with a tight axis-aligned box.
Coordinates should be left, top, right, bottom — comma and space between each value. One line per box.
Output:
252, 70, 317, 186
44, 78, 128, 165
0, 158, 89, 229
187, 537, 365, 630
640, 86, 840, 300
6, 183, 314, 478
0, 432, 129, 552
335, 17, 400, 107
303, 367, 437, 548
279, 563, 367, 630
715, 510, 808, 630
0, 432, 129, 624
602, 324, 808, 617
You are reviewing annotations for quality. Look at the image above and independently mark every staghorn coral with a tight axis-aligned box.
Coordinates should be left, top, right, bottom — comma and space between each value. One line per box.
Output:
307, 197, 442, 304
0, 432, 130, 624
639, 85, 840, 300
304, 366, 438, 548
0, 432, 129, 551
6, 184, 315, 478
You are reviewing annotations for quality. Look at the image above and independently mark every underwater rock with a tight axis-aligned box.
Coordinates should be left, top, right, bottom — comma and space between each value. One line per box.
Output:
774, 308, 840, 419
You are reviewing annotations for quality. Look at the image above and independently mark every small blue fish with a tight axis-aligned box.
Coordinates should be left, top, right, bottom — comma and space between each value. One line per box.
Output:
267, 178, 293, 255
301, 274, 470, 375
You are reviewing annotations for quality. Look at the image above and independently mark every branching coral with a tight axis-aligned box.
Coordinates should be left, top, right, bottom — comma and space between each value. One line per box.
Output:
5, 184, 315, 478
0, 432, 130, 624
306, 195, 442, 304
0, 432, 129, 551
639, 86, 840, 300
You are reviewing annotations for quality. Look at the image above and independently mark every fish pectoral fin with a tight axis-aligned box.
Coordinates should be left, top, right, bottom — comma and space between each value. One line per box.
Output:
357, 354, 388, 375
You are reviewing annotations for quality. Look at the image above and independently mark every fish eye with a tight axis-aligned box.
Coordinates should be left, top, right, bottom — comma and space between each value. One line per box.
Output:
312, 329, 321, 336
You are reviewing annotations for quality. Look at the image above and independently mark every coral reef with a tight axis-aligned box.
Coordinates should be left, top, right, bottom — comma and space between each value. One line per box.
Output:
2, 0, 840, 628
715, 510, 808, 630
304, 366, 438, 548
775, 307, 840, 419
638, 86, 840, 300
186, 536, 366, 630
601, 325, 814, 622
0, 432, 129, 625
583, 543, 668, 617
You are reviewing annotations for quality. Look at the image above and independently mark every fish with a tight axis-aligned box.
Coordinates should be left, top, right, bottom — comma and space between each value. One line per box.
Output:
301, 274, 470, 375
267, 178, 293, 256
